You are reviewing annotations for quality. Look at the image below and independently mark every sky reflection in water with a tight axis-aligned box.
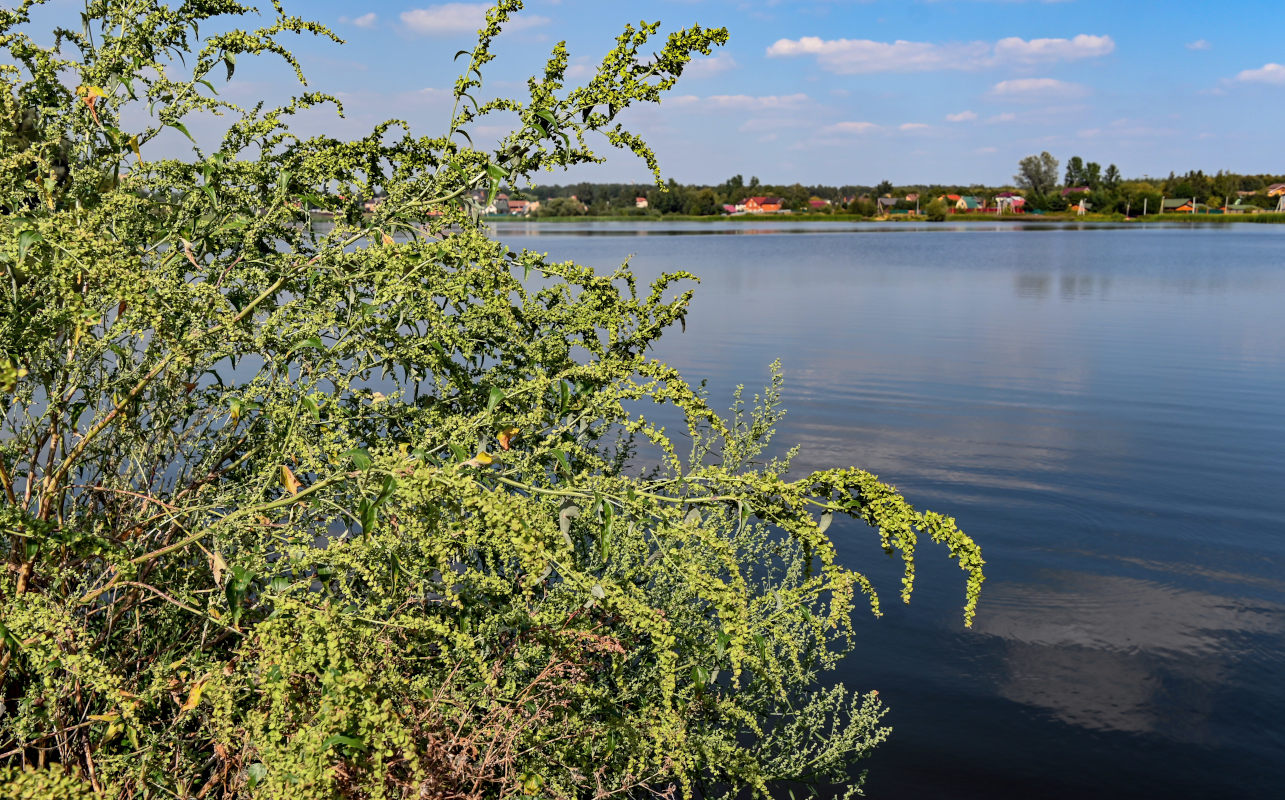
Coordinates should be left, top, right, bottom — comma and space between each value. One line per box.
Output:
494, 221, 1285, 798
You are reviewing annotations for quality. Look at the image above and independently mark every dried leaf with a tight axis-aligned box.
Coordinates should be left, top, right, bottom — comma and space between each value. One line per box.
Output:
179, 679, 207, 713
462, 451, 494, 468
498, 427, 519, 451
280, 465, 302, 495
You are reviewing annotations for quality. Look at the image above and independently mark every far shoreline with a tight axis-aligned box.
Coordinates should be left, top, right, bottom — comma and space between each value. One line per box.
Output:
487, 212, 1285, 225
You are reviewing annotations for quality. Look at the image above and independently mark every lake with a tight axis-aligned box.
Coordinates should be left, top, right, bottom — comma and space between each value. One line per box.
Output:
491, 220, 1285, 799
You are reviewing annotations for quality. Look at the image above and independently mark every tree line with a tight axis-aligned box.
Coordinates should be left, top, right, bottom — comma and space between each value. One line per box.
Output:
508, 162, 1284, 217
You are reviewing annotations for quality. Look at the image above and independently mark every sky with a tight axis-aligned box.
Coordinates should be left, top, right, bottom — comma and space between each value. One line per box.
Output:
21, 0, 1285, 186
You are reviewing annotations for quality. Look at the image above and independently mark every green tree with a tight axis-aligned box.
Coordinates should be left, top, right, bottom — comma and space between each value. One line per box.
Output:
1103, 164, 1121, 189
924, 198, 949, 221
875, 179, 894, 197
1015, 151, 1059, 198
0, 2, 981, 798
1085, 161, 1102, 189
1064, 156, 1085, 187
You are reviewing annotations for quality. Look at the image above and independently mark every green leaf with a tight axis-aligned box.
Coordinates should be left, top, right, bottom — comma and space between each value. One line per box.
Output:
598, 500, 613, 560
373, 475, 398, 508
321, 734, 366, 752
486, 386, 505, 413
684, 508, 701, 526
223, 52, 236, 81
246, 764, 266, 789
302, 396, 321, 421
292, 335, 324, 353
17, 230, 42, 264
550, 448, 571, 476
343, 448, 372, 471
167, 121, 196, 143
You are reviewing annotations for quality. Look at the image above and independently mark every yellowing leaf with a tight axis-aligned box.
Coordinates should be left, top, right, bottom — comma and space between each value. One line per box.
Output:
381, 232, 394, 246
179, 679, 207, 713
280, 465, 302, 495
498, 427, 519, 451
463, 451, 494, 468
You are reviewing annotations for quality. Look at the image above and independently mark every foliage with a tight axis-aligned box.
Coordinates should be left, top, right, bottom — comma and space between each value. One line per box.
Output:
924, 198, 949, 222
1015, 151, 1059, 199
0, 2, 983, 798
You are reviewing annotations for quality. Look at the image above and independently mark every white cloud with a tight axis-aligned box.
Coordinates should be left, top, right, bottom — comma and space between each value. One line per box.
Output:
1186, 39, 1211, 51
766, 34, 1113, 74
672, 93, 809, 111
1234, 63, 1285, 85
994, 34, 1114, 62
946, 110, 978, 122
400, 4, 549, 35
899, 122, 931, 131
990, 77, 1090, 100
766, 36, 989, 74
684, 52, 738, 78
339, 12, 378, 29
820, 121, 880, 134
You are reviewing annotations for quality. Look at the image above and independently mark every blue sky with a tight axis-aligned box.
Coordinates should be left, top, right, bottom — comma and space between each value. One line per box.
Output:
30, 0, 1285, 186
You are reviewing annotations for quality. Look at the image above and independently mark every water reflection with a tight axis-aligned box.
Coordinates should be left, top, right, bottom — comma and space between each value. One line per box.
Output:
975, 573, 1283, 736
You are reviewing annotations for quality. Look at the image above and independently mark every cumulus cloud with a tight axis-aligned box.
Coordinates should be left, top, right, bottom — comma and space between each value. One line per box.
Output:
946, 110, 978, 122
766, 34, 1113, 74
1234, 63, 1285, 85
990, 77, 1090, 100
820, 121, 880, 134
993, 34, 1114, 62
669, 93, 809, 111
766, 37, 989, 74
683, 52, 738, 78
899, 122, 931, 131
339, 12, 378, 29
400, 4, 549, 35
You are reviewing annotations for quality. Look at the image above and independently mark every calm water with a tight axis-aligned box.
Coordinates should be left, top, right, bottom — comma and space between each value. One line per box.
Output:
492, 220, 1285, 799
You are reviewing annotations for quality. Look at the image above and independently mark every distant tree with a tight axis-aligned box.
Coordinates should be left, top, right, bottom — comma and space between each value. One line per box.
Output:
849, 197, 877, 217
1085, 162, 1102, 189
925, 198, 949, 221
875, 179, 895, 197
1016, 152, 1060, 197
1064, 156, 1085, 187
749, 175, 761, 189
683, 187, 720, 216
1103, 164, 1121, 189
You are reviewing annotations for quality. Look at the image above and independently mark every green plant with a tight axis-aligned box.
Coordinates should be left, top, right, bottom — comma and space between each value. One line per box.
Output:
924, 198, 949, 222
0, 1, 982, 797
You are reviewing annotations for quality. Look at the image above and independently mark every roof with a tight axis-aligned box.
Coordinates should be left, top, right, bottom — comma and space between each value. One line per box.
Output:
1162, 198, 1192, 209
1061, 186, 1090, 197
958, 196, 982, 209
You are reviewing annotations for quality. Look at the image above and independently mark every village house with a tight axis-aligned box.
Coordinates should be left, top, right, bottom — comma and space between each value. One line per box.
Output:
1224, 199, 1260, 214
507, 198, 530, 215
955, 196, 983, 212
1162, 198, 1206, 214
1266, 183, 1285, 197
635, 196, 649, 209
1061, 186, 1090, 197
744, 196, 784, 213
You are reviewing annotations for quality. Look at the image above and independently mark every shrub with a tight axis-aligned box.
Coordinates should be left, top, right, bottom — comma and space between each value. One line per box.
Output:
0, 1, 982, 797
